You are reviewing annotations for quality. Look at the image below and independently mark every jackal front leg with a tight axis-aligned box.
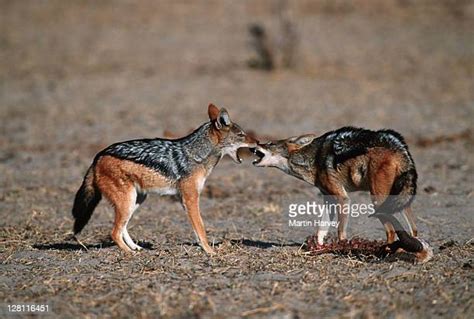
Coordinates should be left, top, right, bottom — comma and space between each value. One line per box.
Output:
334, 195, 350, 241
180, 174, 215, 255
322, 193, 350, 242
315, 197, 334, 245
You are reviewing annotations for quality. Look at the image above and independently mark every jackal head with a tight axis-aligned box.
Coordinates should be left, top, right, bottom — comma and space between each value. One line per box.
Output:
251, 134, 317, 171
208, 103, 258, 163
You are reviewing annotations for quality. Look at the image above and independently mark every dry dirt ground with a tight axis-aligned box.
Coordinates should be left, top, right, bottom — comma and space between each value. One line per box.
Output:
1, 1, 473, 318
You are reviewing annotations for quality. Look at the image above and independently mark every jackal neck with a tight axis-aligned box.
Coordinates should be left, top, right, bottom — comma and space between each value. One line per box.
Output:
288, 144, 317, 185
181, 122, 221, 164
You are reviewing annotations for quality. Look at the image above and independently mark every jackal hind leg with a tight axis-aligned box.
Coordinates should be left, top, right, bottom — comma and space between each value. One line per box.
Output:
402, 206, 418, 237
120, 192, 141, 251
382, 219, 396, 244
98, 179, 138, 253
368, 157, 398, 243
376, 214, 402, 257
370, 168, 431, 262
111, 198, 134, 252
122, 190, 147, 251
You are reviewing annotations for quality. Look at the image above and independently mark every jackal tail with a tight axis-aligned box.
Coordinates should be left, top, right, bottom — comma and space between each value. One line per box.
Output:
374, 167, 417, 215
72, 166, 101, 235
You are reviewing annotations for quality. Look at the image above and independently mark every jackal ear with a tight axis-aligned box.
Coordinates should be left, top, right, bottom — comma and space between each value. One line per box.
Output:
213, 108, 231, 130
208, 103, 220, 121
287, 134, 317, 148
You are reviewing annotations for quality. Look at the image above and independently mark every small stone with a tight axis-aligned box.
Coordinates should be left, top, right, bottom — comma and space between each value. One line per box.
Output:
424, 186, 436, 194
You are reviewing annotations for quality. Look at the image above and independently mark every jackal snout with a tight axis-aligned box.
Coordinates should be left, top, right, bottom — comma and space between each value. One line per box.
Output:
250, 134, 316, 168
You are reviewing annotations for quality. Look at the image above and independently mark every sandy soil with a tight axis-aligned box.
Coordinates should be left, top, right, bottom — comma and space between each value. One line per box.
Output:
1, 1, 473, 318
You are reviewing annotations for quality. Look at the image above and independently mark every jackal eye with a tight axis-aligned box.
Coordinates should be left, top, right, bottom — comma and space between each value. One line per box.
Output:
237, 132, 245, 137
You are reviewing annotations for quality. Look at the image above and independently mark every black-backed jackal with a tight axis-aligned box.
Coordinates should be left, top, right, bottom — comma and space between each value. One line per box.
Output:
252, 127, 433, 263
72, 104, 257, 254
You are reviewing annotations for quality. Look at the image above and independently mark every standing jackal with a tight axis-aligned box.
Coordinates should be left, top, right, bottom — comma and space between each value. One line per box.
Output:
252, 127, 432, 263
72, 104, 257, 254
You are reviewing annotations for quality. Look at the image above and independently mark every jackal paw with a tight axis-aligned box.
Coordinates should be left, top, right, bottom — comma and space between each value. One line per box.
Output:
132, 245, 144, 251
414, 239, 434, 264
202, 246, 215, 255
126, 242, 143, 251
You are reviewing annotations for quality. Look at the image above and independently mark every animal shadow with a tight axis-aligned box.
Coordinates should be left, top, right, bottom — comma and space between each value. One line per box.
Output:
33, 240, 154, 251
230, 239, 302, 249
180, 239, 302, 250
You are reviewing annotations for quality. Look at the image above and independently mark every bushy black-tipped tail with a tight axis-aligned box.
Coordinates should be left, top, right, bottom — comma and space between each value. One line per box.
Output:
72, 167, 101, 235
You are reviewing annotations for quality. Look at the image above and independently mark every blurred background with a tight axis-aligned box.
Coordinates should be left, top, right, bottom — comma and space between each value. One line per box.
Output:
1, 0, 473, 151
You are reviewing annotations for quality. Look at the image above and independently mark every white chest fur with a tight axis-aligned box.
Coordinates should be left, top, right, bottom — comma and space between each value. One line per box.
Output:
148, 187, 178, 196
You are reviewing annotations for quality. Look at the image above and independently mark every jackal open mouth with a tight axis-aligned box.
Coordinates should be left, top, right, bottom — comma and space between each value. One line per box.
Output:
250, 147, 265, 165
